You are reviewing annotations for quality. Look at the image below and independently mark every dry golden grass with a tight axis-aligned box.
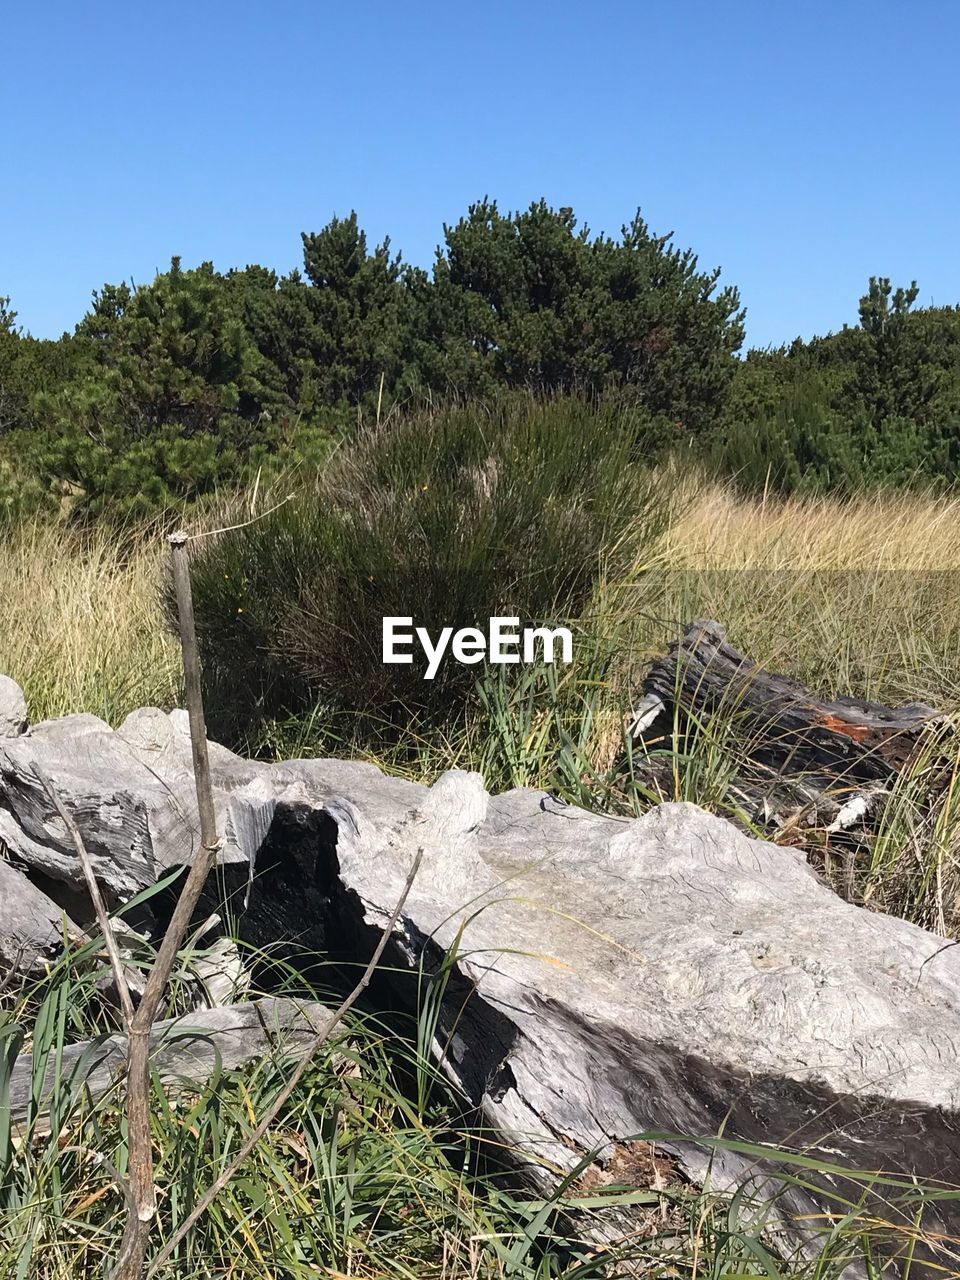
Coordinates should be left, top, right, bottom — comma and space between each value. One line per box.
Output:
2, 473, 960, 727
0, 519, 180, 725
641, 472, 960, 710
665, 472, 960, 570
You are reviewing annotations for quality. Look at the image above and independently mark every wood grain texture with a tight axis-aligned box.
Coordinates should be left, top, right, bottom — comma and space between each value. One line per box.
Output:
0, 856, 82, 974
640, 619, 939, 780
7, 996, 334, 1133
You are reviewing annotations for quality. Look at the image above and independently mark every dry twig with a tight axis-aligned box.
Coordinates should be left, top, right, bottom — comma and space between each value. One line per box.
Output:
110, 531, 224, 1280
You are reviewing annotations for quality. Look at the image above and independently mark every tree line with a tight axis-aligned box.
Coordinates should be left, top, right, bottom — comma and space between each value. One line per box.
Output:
722, 278, 960, 493
1, 198, 959, 518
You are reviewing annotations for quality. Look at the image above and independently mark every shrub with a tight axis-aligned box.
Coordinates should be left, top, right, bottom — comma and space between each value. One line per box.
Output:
712, 375, 863, 496
0, 451, 54, 527
424, 200, 745, 433
714, 280, 960, 496
27, 261, 279, 520
186, 395, 667, 745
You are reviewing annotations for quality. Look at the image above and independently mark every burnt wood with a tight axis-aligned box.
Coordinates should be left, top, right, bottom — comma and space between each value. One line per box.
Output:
638, 619, 941, 783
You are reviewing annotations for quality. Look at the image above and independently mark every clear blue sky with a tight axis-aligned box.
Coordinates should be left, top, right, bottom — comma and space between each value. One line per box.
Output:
3, 0, 957, 350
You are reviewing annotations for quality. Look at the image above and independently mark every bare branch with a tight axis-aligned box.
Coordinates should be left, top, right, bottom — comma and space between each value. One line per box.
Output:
32, 763, 135, 1027
111, 531, 223, 1280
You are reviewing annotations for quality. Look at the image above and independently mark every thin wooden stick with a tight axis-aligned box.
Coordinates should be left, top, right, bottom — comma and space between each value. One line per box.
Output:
111, 532, 223, 1280
148, 846, 424, 1275
182, 493, 294, 541
32, 763, 135, 1027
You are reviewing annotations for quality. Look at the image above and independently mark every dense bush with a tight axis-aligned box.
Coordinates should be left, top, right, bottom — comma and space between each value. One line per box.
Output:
419, 199, 744, 430
24, 261, 282, 518
8, 214, 960, 511
715, 278, 960, 494
1, 200, 744, 515
185, 395, 667, 743
0, 296, 79, 522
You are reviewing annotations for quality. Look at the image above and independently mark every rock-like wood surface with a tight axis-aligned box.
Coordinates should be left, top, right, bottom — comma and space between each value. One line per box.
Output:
3, 685, 960, 1262
6, 996, 334, 1136
0, 856, 82, 975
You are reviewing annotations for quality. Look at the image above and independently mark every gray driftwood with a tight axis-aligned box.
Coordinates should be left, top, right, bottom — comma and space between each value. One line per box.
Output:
635, 619, 940, 779
0, 673, 27, 738
7, 996, 334, 1136
628, 620, 950, 840
3, 686, 960, 1261
0, 856, 82, 975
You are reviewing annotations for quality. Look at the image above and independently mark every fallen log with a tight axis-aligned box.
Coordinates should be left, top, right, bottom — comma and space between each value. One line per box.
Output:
627, 620, 951, 845
3, 691, 960, 1264
635, 619, 941, 779
6, 995, 335, 1135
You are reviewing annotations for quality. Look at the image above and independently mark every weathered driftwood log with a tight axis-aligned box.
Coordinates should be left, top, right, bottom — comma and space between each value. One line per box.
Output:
3, 690, 960, 1263
0, 707, 281, 902
0, 856, 83, 975
6, 996, 335, 1136
627, 620, 950, 842
635, 619, 941, 780
0, 673, 27, 738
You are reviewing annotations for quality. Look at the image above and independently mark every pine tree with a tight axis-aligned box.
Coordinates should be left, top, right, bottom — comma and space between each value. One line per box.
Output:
426, 199, 744, 434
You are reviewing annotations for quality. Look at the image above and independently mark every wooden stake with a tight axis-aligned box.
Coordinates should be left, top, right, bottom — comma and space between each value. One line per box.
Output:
111, 531, 222, 1280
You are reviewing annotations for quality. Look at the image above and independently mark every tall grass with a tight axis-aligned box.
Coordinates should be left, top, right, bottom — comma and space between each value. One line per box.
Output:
4, 469, 960, 913
0, 519, 180, 725
5, 463, 959, 729
183, 396, 669, 744
665, 472, 960, 570
1, 929, 575, 1279
4, 922, 959, 1278
4, 467, 960, 1275
654, 470, 960, 707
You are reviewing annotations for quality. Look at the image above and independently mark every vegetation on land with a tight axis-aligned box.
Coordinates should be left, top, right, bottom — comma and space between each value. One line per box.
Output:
183, 396, 667, 738
4, 199, 960, 522
720, 277, 960, 494
4, 455, 960, 937
0, 201, 744, 519
9, 919, 955, 1279
4, 200, 960, 1275
4, 457, 960, 1274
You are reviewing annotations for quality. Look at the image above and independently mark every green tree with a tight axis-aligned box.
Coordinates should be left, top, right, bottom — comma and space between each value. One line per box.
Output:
425, 199, 744, 434
31, 259, 276, 516
719, 278, 960, 492
849, 276, 928, 428
0, 297, 76, 520
299, 212, 423, 408
0, 296, 22, 434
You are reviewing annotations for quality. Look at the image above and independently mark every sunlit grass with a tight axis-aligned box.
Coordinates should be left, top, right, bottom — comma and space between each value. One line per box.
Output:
4, 471, 960, 1275
0, 517, 180, 725
4, 923, 960, 1278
